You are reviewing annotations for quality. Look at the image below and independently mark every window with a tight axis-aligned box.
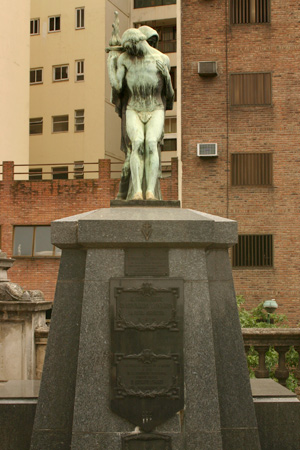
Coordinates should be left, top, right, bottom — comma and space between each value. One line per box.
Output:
74, 161, 84, 179
52, 167, 68, 180
156, 25, 176, 53
29, 168, 43, 180
75, 109, 84, 132
52, 115, 69, 132
29, 118, 43, 135
170, 67, 177, 102
30, 68, 43, 85
134, 0, 176, 8
13, 226, 61, 257
53, 65, 69, 82
75, 8, 85, 29
232, 234, 273, 267
164, 117, 177, 134
231, 153, 273, 186
75, 60, 84, 81
231, 0, 270, 24
49, 16, 61, 32
163, 138, 177, 152
30, 19, 40, 35
230, 73, 272, 106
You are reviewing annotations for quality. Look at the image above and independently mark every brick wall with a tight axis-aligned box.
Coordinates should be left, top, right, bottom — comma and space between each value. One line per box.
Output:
181, 0, 300, 325
0, 159, 178, 302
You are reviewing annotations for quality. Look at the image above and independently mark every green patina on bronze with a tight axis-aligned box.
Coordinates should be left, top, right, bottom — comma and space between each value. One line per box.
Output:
107, 12, 174, 201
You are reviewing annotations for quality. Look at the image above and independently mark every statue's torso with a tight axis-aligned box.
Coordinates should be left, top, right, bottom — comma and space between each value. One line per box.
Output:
123, 53, 165, 112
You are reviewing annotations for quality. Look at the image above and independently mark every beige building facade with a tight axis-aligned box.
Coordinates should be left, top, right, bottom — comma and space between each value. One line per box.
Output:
29, 0, 130, 179
28, 0, 179, 180
0, 0, 30, 165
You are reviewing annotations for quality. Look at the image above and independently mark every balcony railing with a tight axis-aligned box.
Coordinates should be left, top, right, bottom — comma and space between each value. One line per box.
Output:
0, 160, 174, 181
243, 328, 300, 389
34, 326, 300, 392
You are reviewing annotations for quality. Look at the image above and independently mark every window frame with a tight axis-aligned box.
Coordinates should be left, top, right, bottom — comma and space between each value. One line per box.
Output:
48, 15, 61, 33
230, 72, 272, 107
12, 225, 61, 258
29, 117, 43, 135
30, 18, 40, 35
74, 109, 85, 132
29, 168, 43, 180
134, 0, 176, 8
163, 138, 177, 152
74, 161, 84, 179
75, 60, 84, 82
156, 24, 177, 53
52, 166, 69, 179
53, 64, 69, 82
52, 115, 69, 133
231, 153, 273, 186
232, 234, 274, 268
30, 68, 43, 85
230, 0, 271, 25
75, 7, 85, 29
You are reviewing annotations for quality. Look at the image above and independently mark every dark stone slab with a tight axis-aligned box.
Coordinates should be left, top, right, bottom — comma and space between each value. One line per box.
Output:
122, 432, 171, 449
0, 403, 36, 450
30, 249, 87, 450
111, 200, 181, 208
254, 399, 300, 450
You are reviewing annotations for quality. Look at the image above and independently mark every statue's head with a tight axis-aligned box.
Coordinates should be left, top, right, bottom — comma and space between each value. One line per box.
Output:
121, 28, 147, 56
139, 26, 159, 49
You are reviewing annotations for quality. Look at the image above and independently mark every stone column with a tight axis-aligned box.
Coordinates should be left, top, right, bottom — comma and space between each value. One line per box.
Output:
31, 207, 261, 449
0, 251, 51, 380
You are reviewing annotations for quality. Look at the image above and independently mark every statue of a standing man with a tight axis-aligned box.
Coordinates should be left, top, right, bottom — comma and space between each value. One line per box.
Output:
107, 27, 174, 201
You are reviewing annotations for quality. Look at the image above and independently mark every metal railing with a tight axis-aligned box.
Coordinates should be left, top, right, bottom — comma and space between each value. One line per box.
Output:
0, 160, 174, 181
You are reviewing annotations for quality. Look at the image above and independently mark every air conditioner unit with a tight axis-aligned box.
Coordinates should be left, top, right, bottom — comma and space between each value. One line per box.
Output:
197, 143, 218, 157
198, 61, 218, 77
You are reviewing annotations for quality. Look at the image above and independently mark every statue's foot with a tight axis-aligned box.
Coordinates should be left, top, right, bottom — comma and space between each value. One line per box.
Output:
146, 191, 158, 201
132, 192, 143, 200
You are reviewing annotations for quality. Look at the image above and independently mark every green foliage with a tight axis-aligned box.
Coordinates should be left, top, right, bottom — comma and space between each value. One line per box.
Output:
236, 295, 287, 328
237, 295, 299, 392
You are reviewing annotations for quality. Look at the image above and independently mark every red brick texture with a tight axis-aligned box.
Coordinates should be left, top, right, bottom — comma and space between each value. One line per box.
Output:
0, 159, 178, 302
181, 0, 300, 325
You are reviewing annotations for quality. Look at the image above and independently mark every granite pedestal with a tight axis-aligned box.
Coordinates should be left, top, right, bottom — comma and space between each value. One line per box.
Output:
30, 207, 261, 449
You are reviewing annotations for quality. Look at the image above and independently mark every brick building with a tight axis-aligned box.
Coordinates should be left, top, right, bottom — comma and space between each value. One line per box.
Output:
0, 159, 178, 302
181, 0, 300, 324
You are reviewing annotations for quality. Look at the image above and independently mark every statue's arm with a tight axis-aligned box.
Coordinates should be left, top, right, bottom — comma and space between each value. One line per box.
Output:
108, 53, 125, 92
156, 59, 174, 110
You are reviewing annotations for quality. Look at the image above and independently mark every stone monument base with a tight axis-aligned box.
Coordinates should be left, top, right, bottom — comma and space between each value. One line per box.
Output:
30, 207, 261, 449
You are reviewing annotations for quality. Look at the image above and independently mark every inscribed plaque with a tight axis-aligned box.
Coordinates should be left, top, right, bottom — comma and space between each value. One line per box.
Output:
110, 278, 184, 431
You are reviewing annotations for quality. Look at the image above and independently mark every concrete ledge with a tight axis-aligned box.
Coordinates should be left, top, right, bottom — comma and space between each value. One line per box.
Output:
51, 208, 237, 249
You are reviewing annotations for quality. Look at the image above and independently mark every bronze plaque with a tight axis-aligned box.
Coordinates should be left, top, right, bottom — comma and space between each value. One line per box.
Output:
114, 350, 180, 398
125, 248, 169, 277
122, 433, 171, 450
110, 278, 184, 432
113, 283, 179, 331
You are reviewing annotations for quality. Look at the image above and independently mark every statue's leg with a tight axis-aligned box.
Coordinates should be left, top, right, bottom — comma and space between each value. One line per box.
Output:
126, 110, 145, 199
145, 110, 164, 200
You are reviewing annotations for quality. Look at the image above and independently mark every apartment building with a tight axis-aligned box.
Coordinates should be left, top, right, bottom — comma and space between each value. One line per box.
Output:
29, 0, 130, 179
28, 0, 179, 179
1, 0, 30, 164
181, 0, 300, 324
